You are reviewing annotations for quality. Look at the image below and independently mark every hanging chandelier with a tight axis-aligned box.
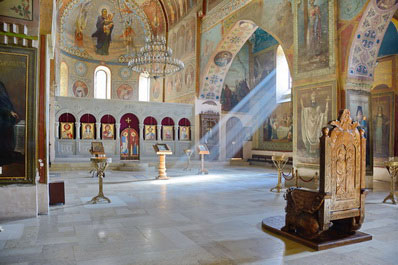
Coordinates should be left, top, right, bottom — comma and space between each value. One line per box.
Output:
128, 34, 184, 79
127, 0, 184, 79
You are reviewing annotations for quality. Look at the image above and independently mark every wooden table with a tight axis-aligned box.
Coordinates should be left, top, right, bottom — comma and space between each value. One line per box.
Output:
89, 157, 112, 204
383, 159, 398, 204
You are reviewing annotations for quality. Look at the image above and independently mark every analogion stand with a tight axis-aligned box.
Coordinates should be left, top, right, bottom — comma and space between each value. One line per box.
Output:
153, 144, 172, 180
89, 157, 112, 204
89, 142, 111, 204
198, 144, 209, 175
383, 158, 398, 204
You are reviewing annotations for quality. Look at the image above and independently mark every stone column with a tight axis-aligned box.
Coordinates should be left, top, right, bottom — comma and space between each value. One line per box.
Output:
139, 124, 144, 141
157, 125, 162, 141
55, 122, 59, 139
174, 126, 179, 141
75, 122, 81, 139
189, 125, 194, 142
115, 123, 121, 140
96, 122, 101, 140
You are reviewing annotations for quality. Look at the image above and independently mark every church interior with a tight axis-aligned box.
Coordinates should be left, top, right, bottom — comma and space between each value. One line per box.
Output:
0, 0, 398, 264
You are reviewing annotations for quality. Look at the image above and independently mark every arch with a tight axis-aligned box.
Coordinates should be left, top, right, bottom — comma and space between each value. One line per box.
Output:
94, 65, 111, 99
161, 117, 175, 126
144, 116, 157, 125
58, 113, 76, 123
226, 117, 243, 159
143, 116, 157, 141
101, 115, 116, 140
80, 114, 96, 140
161, 117, 174, 141
276, 45, 292, 103
101, 114, 116, 124
58, 113, 76, 139
120, 113, 140, 160
200, 20, 258, 100
120, 113, 139, 133
178, 118, 191, 126
346, 0, 398, 85
179, 118, 191, 141
60, 62, 68, 97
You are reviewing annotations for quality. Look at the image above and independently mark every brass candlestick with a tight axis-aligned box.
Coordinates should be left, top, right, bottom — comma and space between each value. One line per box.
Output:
89, 157, 112, 204
183, 149, 193, 171
271, 155, 288, 192
383, 159, 398, 204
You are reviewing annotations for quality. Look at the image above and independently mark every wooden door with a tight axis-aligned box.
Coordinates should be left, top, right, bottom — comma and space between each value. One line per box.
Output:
120, 128, 139, 160
226, 117, 243, 159
200, 113, 219, 160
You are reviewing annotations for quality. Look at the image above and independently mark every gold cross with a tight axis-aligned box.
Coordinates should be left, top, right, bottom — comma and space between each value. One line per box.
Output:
126, 118, 131, 124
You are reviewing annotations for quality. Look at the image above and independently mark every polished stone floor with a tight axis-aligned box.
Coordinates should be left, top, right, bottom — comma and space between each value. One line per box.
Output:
0, 166, 397, 265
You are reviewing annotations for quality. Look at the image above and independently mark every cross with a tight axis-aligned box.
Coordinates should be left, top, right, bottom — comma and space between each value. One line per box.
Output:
126, 117, 131, 124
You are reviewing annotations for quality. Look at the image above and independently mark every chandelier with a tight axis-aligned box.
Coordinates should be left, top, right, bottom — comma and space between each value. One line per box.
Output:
128, 34, 184, 79
127, 1, 184, 79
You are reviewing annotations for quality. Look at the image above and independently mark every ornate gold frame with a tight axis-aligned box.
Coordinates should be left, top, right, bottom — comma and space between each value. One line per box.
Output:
293, 0, 336, 79
0, 45, 37, 184
293, 80, 337, 169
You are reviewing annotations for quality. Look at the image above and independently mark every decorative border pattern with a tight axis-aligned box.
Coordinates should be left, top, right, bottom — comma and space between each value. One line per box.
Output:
202, 0, 252, 32
346, 0, 398, 84
199, 20, 257, 100
293, 0, 336, 79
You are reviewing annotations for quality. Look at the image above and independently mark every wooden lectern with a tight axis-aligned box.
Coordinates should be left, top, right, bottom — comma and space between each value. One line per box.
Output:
153, 144, 172, 180
197, 144, 209, 175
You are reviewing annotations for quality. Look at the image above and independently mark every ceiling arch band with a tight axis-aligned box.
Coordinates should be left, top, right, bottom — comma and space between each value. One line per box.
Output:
346, 0, 398, 87
199, 20, 258, 101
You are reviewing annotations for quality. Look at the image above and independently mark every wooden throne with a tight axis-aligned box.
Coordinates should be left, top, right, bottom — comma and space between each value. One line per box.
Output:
262, 110, 372, 250
283, 109, 368, 239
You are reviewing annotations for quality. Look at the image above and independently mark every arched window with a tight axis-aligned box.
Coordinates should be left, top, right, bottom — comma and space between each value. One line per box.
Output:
276, 45, 291, 103
94, 66, 111, 99
139, 73, 150, 102
60, 62, 68, 97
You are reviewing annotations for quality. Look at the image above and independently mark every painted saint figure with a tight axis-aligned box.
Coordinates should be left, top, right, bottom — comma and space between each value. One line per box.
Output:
91, 8, 114, 55
121, 131, 129, 155
0, 81, 23, 165
131, 131, 138, 155
300, 91, 329, 155
374, 105, 389, 156
355, 106, 370, 165
307, 0, 322, 57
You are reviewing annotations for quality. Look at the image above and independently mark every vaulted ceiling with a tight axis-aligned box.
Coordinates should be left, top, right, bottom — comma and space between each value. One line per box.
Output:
57, 0, 198, 62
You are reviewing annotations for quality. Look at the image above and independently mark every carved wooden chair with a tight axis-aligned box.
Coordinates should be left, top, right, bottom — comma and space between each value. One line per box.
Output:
282, 109, 368, 239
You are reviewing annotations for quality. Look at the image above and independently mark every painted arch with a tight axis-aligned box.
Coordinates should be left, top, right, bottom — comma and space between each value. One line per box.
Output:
346, 0, 398, 86
199, 20, 258, 101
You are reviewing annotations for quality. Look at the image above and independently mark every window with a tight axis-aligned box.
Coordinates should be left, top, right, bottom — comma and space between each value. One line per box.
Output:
94, 66, 111, 99
60, 62, 68, 97
276, 45, 291, 103
139, 73, 150, 102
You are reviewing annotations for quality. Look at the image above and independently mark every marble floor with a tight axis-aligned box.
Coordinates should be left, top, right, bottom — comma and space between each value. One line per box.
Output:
0, 166, 397, 265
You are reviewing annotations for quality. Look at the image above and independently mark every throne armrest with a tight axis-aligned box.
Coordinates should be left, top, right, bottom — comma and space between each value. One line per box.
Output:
287, 188, 325, 214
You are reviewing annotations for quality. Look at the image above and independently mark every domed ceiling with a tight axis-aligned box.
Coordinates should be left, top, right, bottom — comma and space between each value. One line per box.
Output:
58, 0, 197, 63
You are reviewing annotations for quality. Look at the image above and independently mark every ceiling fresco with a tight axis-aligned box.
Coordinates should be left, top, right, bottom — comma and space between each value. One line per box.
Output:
59, 0, 197, 63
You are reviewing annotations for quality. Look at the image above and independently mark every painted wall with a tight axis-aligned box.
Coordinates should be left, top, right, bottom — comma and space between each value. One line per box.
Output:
378, 22, 398, 57
59, 53, 139, 100
157, 11, 197, 104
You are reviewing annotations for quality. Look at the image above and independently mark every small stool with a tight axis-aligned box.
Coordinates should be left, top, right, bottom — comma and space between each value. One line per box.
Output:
49, 181, 65, 205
